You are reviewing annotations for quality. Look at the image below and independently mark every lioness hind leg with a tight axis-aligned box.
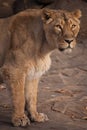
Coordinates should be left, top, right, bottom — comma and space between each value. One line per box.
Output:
9, 78, 30, 127
25, 79, 49, 122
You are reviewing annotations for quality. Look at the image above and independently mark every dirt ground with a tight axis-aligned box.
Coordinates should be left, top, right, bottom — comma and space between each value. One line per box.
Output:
0, 0, 87, 130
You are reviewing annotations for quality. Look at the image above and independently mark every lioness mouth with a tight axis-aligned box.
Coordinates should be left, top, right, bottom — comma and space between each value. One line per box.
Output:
59, 47, 72, 53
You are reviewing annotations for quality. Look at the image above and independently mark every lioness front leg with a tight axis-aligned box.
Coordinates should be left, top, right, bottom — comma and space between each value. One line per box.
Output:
25, 79, 48, 122
9, 78, 30, 127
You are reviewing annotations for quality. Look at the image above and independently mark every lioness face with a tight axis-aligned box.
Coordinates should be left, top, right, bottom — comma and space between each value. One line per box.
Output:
42, 9, 81, 53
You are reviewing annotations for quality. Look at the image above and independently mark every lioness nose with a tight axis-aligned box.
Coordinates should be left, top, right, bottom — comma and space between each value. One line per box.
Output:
65, 39, 73, 44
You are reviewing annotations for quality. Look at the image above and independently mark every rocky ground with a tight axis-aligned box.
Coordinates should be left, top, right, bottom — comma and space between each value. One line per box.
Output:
0, 0, 87, 130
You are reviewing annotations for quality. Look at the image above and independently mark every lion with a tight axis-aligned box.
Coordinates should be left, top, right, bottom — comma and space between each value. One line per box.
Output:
0, 9, 81, 126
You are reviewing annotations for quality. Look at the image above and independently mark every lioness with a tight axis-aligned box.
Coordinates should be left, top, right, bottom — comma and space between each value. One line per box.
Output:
0, 9, 81, 126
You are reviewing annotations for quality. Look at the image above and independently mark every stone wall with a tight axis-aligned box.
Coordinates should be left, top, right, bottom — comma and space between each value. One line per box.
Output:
0, 0, 86, 18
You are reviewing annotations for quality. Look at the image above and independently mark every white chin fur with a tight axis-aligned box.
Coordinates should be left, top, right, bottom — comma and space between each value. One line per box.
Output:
64, 48, 72, 54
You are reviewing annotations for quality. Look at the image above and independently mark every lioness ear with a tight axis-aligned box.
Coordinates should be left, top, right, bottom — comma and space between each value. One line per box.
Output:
41, 9, 53, 24
73, 9, 82, 19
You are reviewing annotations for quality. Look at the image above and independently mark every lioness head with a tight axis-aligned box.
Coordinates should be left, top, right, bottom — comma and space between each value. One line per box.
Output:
42, 9, 82, 53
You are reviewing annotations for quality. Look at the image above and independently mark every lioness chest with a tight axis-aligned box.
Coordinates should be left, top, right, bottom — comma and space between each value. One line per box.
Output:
26, 54, 51, 80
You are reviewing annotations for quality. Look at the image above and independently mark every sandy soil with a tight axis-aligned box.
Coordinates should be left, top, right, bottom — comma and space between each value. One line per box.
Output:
0, 0, 87, 130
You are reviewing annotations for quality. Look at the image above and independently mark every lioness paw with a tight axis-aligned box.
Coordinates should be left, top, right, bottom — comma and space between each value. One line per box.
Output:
31, 113, 49, 122
12, 114, 30, 127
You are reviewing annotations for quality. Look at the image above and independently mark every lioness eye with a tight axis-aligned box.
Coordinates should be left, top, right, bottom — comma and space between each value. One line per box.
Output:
55, 24, 61, 31
72, 24, 76, 28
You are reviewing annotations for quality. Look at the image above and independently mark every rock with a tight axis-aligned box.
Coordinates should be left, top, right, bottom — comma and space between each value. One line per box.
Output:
0, 0, 15, 18
52, 100, 87, 119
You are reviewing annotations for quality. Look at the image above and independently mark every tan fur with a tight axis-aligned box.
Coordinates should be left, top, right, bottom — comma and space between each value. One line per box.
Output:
0, 9, 81, 126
